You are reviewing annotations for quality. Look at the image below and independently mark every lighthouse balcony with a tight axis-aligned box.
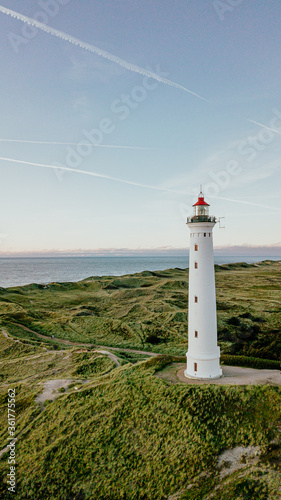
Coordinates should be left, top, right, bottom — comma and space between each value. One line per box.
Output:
186, 216, 216, 224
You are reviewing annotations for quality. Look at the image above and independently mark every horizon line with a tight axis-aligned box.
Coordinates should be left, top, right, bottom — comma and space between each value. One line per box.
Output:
0, 245, 280, 258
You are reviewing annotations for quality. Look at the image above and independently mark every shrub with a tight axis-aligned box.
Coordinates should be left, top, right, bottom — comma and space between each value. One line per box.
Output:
227, 317, 241, 326
144, 355, 186, 372
145, 334, 165, 345
221, 355, 280, 370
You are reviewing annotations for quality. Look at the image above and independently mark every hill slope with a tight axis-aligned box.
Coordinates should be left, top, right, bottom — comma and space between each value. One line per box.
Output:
0, 261, 280, 359
0, 261, 280, 499
0, 353, 280, 499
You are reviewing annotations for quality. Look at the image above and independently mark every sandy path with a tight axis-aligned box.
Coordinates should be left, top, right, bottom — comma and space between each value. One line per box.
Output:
3, 330, 20, 342
34, 349, 121, 405
3, 328, 280, 385
0, 435, 21, 459
0, 353, 43, 364
94, 350, 120, 367
3, 324, 158, 357
0, 379, 85, 458
35, 379, 75, 404
217, 446, 260, 479
176, 365, 281, 385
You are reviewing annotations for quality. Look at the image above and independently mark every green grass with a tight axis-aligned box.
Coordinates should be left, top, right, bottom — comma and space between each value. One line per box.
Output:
0, 261, 280, 360
0, 332, 116, 450
0, 382, 41, 449
0, 357, 280, 499
109, 349, 149, 364
0, 261, 280, 499
181, 468, 278, 500
221, 354, 280, 370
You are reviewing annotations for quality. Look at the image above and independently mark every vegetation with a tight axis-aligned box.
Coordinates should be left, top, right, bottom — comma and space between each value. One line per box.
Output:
0, 261, 280, 498
221, 355, 280, 370
0, 356, 280, 499
0, 260, 280, 360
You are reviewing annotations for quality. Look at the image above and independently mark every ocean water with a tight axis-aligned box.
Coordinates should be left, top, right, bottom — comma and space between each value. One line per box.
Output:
0, 255, 280, 288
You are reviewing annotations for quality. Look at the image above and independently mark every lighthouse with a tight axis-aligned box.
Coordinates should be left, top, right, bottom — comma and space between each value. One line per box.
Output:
184, 188, 222, 379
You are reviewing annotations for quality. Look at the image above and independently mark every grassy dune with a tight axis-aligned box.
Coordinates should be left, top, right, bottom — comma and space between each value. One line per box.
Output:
0, 333, 115, 450
0, 354, 280, 499
0, 260, 280, 359
0, 261, 280, 499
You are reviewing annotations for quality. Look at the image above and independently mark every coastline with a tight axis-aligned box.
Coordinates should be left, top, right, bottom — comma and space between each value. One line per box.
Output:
0, 255, 280, 289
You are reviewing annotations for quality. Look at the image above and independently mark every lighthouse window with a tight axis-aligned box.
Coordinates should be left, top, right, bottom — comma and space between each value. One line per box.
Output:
209, 233, 211, 237
194, 244, 198, 251
204, 233, 206, 237
194, 262, 198, 269
194, 363, 197, 372
195, 330, 198, 338
194, 296, 198, 303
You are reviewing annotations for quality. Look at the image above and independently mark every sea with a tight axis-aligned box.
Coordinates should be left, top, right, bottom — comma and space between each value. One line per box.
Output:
0, 256, 280, 288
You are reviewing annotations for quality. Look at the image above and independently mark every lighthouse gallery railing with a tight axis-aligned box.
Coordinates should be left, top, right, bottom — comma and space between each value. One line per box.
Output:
186, 216, 217, 223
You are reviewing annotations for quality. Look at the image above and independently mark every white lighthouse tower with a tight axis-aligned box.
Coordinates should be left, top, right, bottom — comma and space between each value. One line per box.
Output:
184, 188, 222, 380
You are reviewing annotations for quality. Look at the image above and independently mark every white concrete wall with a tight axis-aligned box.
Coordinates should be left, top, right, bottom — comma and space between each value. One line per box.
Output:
185, 222, 222, 379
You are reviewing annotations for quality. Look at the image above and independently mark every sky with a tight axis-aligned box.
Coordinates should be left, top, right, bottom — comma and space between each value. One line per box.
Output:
0, 0, 281, 255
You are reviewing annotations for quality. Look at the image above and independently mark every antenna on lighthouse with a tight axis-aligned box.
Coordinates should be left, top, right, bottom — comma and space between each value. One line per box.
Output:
218, 217, 225, 229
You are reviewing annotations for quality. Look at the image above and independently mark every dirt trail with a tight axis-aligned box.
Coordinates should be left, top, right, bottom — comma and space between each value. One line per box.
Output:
3, 330, 20, 342
35, 379, 77, 404
94, 350, 120, 367
217, 446, 260, 479
0, 327, 153, 460
0, 378, 89, 458
0, 434, 22, 459
0, 353, 43, 364
3, 324, 159, 357
1, 337, 119, 368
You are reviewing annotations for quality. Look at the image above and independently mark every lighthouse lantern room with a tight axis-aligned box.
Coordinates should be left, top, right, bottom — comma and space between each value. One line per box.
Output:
184, 188, 222, 380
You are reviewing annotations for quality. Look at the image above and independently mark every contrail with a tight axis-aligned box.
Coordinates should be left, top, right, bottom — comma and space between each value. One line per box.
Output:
0, 155, 278, 211
0, 5, 209, 102
248, 119, 281, 136
207, 193, 281, 211
0, 138, 154, 149
0, 156, 179, 193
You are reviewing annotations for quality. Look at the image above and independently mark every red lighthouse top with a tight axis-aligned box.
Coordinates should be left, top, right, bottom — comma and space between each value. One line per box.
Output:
187, 186, 216, 223
193, 188, 209, 207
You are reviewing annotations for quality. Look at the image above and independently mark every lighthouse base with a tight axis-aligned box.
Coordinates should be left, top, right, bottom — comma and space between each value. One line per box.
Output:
185, 354, 222, 380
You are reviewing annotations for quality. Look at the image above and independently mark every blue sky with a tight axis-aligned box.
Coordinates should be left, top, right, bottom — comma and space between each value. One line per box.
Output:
0, 0, 280, 254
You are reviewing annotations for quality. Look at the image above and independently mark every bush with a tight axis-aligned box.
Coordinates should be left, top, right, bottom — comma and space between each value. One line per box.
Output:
227, 316, 241, 326
145, 334, 165, 345
221, 355, 280, 370
144, 355, 186, 372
